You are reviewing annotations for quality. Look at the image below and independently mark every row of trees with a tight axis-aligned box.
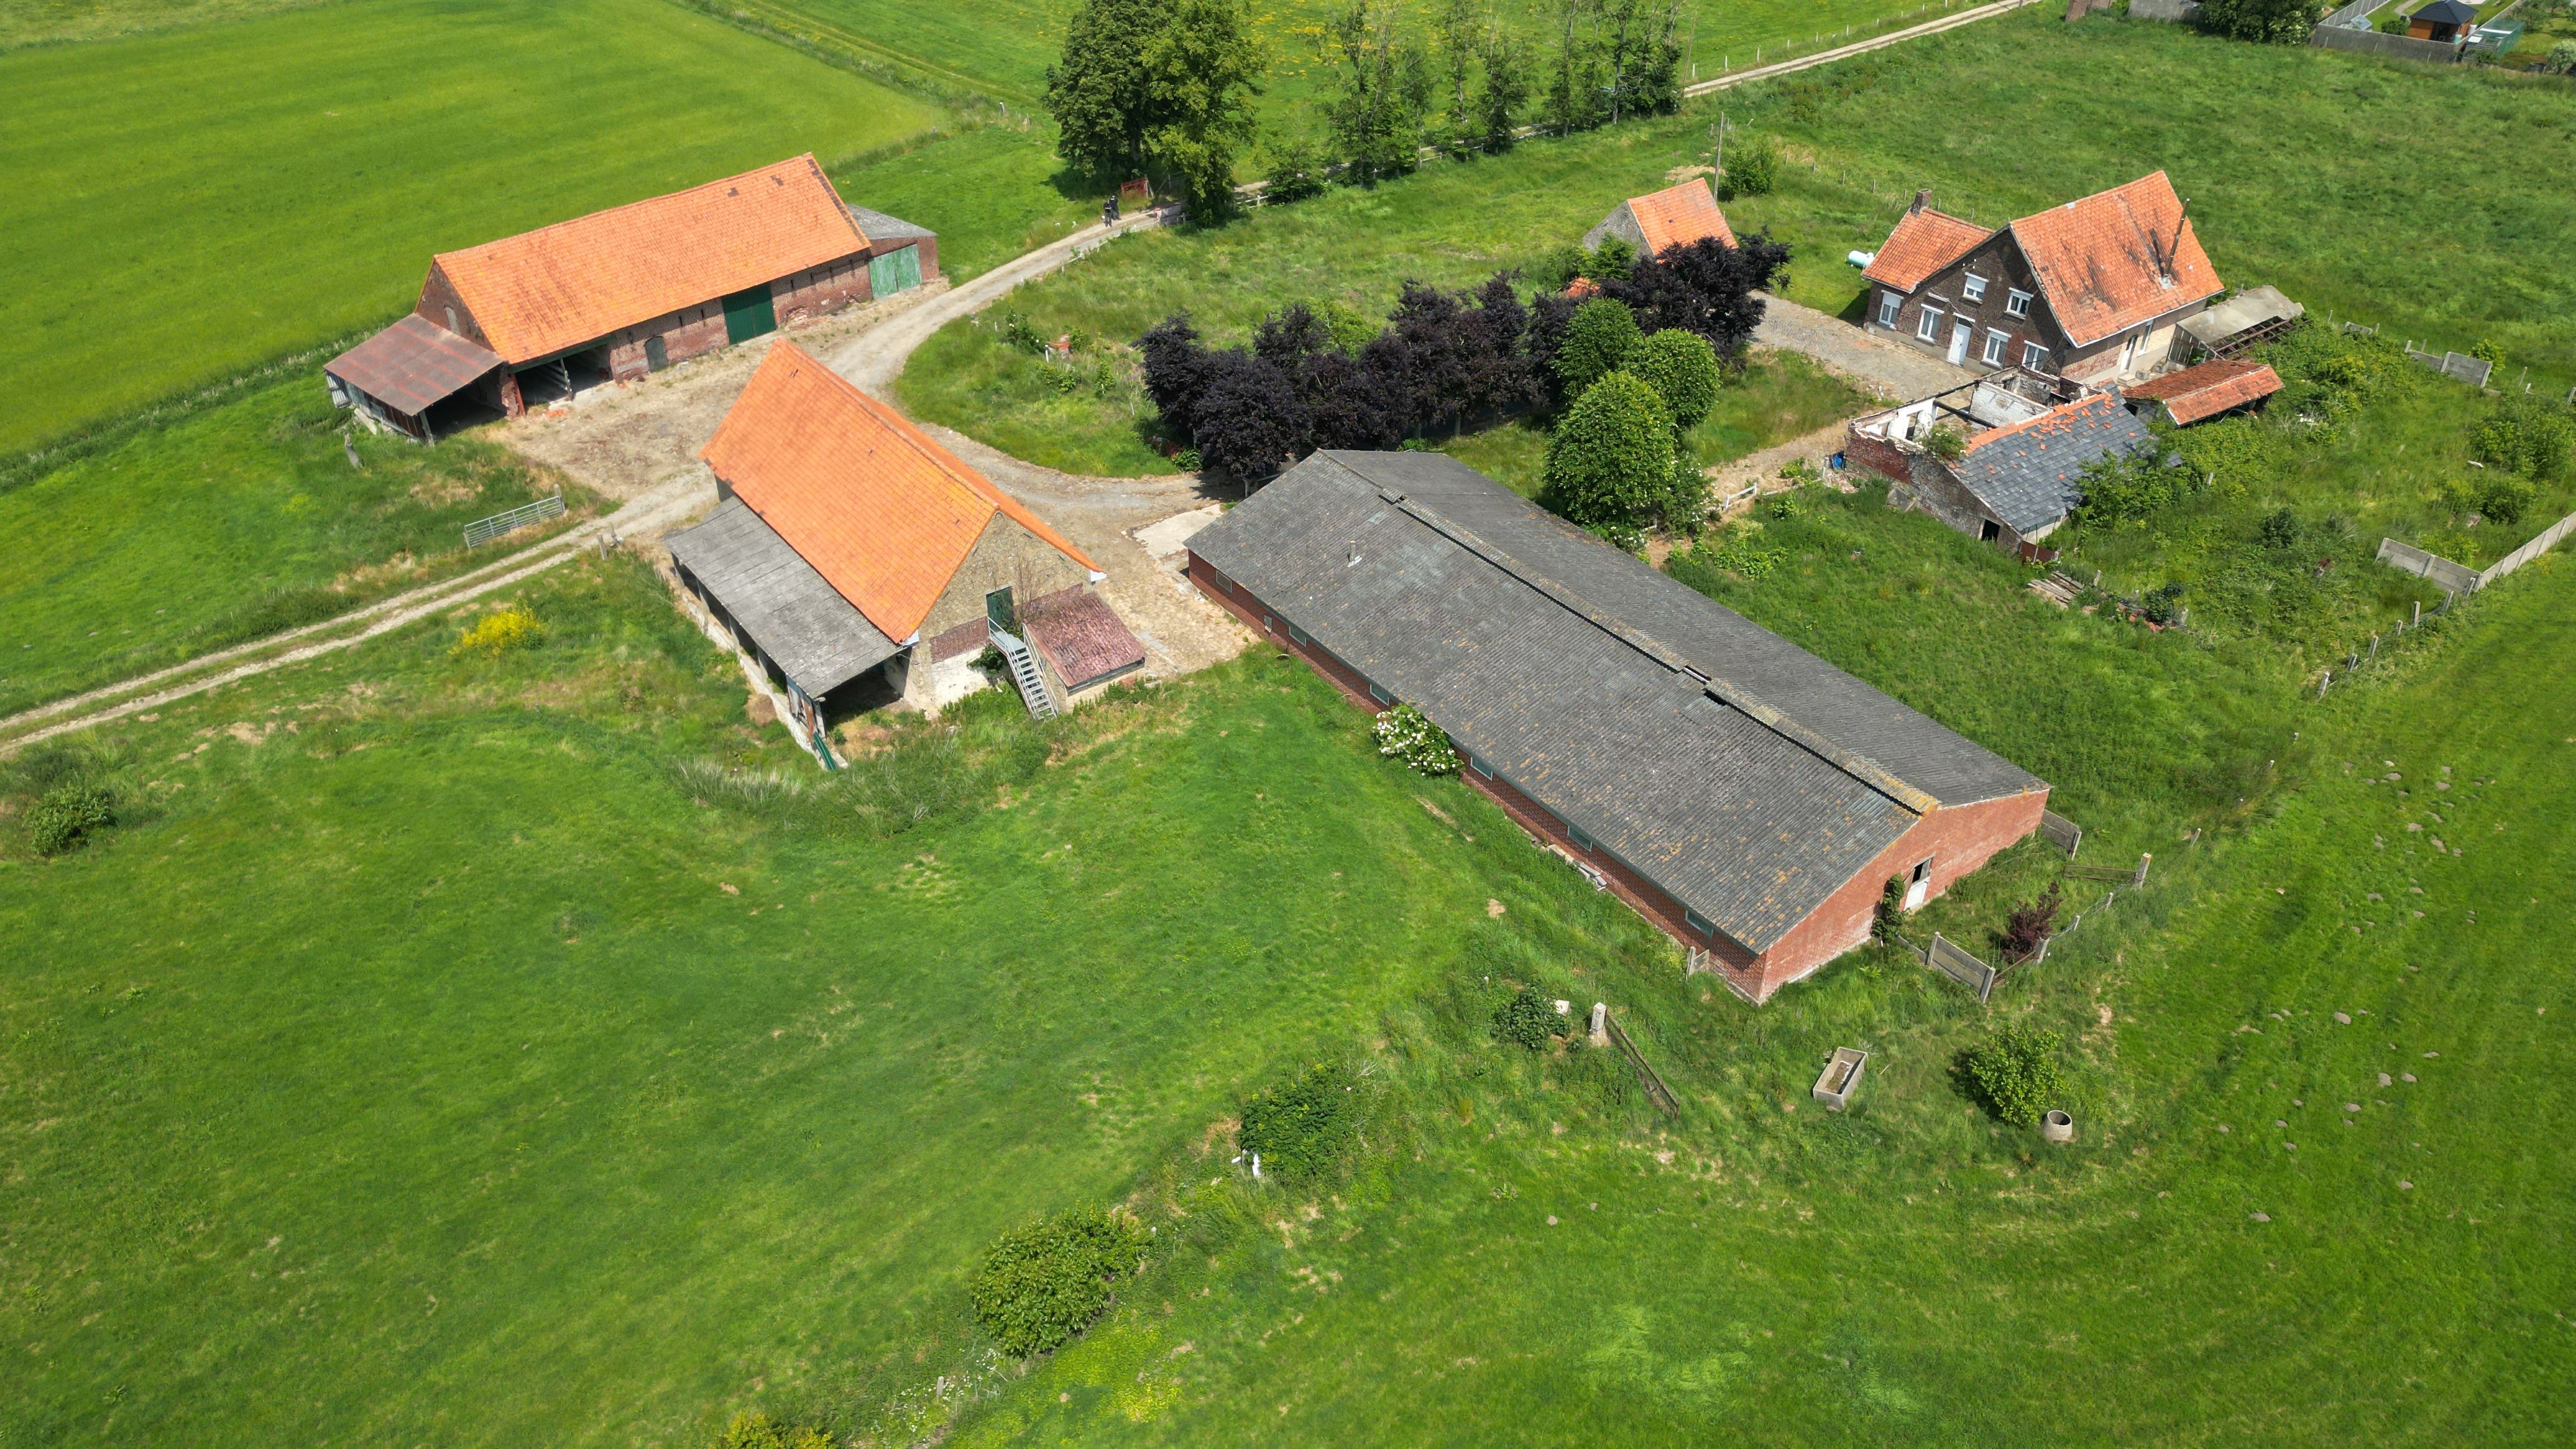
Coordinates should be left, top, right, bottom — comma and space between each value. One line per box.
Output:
1137, 233, 1788, 539
1043, 0, 1690, 218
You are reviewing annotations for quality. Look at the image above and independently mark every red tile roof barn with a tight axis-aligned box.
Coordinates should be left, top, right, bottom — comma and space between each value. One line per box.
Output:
433, 155, 870, 364
699, 344, 1096, 643
325, 314, 502, 417
2122, 357, 2282, 425
1862, 206, 1993, 292
1628, 178, 1738, 253
2007, 172, 2221, 349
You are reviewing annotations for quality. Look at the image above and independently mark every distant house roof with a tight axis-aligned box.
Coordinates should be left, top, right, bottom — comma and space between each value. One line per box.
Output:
1863, 202, 1994, 292
666, 496, 901, 696
2007, 171, 2222, 349
325, 314, 502, 417
2123, 358, 2282, 425
1188, 452, 2044, 953
1953, 394, 2156, 533
2412, 0, 2477, 22
1630, 178, 1738, 252
699, 343, 1097, 643
433, 155, 871, 364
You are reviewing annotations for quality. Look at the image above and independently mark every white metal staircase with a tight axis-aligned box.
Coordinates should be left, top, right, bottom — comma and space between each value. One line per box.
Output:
990, 627, 1057, 720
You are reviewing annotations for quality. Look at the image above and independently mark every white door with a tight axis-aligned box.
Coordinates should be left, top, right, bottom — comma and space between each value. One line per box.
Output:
1903, 859, 1931, 910
1947, 320, 1972, 366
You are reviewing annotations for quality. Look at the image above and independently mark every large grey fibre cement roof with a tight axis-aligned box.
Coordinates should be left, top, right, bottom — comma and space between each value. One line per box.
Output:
667, 497, 899, 696
1951, 399, 2154, 535
1300, 451, 2043, 806
1191, 453, 2042, 951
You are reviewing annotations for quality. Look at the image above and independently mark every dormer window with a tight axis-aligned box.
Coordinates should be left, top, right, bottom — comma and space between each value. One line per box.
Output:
2005, 288, 2033, 319
1962, 274, 1987, 304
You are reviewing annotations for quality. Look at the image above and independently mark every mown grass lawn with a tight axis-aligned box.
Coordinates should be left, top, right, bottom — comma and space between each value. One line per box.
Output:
0, 367, 594, 719
0, 0, 940, 456
939, 532, 2576, 1448
0, 555, 1622, 1446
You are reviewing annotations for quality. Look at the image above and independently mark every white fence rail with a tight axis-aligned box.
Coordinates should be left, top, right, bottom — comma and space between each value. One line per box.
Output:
464, 493, 565, 548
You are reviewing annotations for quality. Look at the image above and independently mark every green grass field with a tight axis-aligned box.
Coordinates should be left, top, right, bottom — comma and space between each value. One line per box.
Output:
0, 0, 940, 456
8, 488, 2569, 1444
0, 0, 332, 48
0, 364, 594, 718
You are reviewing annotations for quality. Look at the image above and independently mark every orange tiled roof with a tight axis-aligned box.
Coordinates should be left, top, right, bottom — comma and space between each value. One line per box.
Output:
1627, 178, 1737, 254
700, 344, 1098, 642
2123, 358, 2281, 425
1565, 276, 1603, 299
1862, 206, 1993, 292
2008, 171, 2221, 349
433, 155, 870, 364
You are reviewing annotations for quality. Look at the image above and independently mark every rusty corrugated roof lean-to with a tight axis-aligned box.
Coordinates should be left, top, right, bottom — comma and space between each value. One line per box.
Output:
325, 314, 503, 417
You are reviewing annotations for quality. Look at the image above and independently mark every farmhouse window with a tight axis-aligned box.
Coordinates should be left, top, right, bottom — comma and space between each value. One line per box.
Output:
1981, 330, 2008, 366
1287, 622, 1310, 645
2005, 288, 2033, 319
1962, 274, 1987, 303
1916, 307, 1942, 342
2021, 341, 2050, 371
1568, 824, 1597, 851
1368, 682, 1392, 705
1878, 292, 1902, 328
1469, 754, 1494, 779
1683, 908, 1715, 936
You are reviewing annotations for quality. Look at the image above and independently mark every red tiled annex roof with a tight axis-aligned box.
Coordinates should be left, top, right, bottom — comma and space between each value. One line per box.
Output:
1863, 206, 1993, 292
1023, 587, 1146, 690
2122, 358, 2281, 425
1963, 391, 2127, 454
1628, 178, 1738, 254
700, 344, 1098, 642
434, 155, 869, 364
2009, 171, 2221, 349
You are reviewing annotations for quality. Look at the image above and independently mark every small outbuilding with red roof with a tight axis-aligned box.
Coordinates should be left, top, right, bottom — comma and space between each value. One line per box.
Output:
327, 155, 937, 440
1859, 172, 2221, 388
1584, 177, 1738, 259
665, 344, 1138, 751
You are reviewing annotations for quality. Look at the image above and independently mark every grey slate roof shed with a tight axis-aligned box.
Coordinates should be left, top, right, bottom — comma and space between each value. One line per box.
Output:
1949, 397, 2154, 536
1190, 452, 2044, 953
666, 497, 901, 696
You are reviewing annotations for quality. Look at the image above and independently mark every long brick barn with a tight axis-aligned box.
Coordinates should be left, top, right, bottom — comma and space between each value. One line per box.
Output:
325, 154, 936, 440
1187, 452, 2050, 1002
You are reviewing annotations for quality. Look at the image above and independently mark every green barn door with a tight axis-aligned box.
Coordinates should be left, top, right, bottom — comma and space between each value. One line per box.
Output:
721, 284, 778, 344
868, 244, 921, 298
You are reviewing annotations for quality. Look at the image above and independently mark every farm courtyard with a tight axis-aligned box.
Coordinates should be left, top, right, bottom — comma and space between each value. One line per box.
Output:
6, 0, 2576, 1445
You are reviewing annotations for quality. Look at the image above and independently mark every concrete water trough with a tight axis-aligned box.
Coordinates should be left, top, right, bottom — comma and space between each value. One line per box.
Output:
1811, 1047, 1869, 1110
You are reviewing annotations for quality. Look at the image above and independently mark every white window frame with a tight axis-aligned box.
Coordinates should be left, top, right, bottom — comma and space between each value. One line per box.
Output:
1916, 306, 1943, 343
1961, 274, 1987, 304
1878, 291, 1903, 328
1286, 622, 1310, 645
2005, 288, 2033, 319
2022, 341, 2050, 371
1568, 824, 1597, 851
1367, 682, 1392, 705
1468, 754, 1494, 779
1981, 329, 2009, 366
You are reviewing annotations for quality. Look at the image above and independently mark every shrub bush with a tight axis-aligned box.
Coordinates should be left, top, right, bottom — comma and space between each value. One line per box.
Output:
2000, 882, 2063, 965
2479, 473, 2536, 529
2472, 394, 2574, 482
969, 1211, 1147, 1358
1552, 298, 1644, 399
450, 604, 545, 659
1372, 702, 1460, 774
1717, 133, 1780, 199
1625, 329, 1721, 432
1238, 1062, 1364, 1178
1261, 132, 1331, 204
1543, 371, 1683, 546
714, 1412, 832, 1449
28, 783, 115, 857
1958, 1022, 2066, 1127
1920, 422, 1966, 461
1491, 985, 1561, 1051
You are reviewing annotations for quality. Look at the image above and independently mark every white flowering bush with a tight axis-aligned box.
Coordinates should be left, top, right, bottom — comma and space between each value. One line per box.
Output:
1372, 702, 1460, 775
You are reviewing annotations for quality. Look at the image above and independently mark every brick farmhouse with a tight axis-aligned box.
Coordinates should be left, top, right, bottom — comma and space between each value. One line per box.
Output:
1188, 451, 2050, 1002
664, 344, 1138, 753
326, 155, 935, 440
1860, 171, 2221, 389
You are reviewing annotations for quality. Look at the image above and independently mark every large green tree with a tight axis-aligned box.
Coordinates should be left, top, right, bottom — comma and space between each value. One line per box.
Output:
1543, 370, 1686, 548
1045, 0, 1266, 215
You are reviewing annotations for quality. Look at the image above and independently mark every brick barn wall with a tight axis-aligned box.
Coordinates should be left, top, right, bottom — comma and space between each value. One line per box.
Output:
605, 302, 733, 381
1754, 787, 2048, 992
1190, 550, 1773, 997
1842, 429, 1912, 484
413, 263, 491, 349
770, 250, 875, 330
876, 235, 940, 280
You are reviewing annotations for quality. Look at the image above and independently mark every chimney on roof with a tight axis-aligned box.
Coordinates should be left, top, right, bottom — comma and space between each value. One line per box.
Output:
1910, 189, 1932, 214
